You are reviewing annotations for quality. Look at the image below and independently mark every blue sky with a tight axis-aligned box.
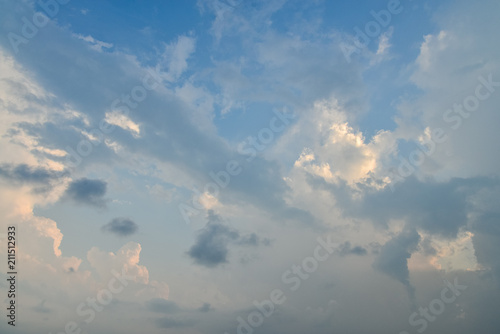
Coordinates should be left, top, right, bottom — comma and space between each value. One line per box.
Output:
1, 1, 500, 333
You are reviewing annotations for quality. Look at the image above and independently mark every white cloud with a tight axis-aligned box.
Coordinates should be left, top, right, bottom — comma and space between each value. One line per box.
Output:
74, 34, 114, 52
160, 35, 196, 82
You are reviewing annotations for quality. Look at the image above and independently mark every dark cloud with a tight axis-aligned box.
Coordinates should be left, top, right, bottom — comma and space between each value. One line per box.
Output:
64, 178, 107, 207
338, 241, 367, 256
187, 211, 268, 267
468, 186, 500, 284
101, 217, 138, 237
309, 175, 497, 238
0, 163, 66, 193
187, 219, 239, 267
373, 228, 421, 310
0, 163, 61, 183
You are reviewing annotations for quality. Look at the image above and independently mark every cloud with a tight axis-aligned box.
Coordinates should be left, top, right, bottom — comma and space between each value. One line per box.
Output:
101, 217, 138, 237
373, 228, 421, 309
311, 175, 496, 239
338, 241, 368, 256
87, 242, 150, 285
0, 163, 63, 183
0, 18, 310, 225
64, 178, 107, 208
468, 185, 500, 283
159, 35, 196, 82
187, 211, 268, 267
187, 213, 239, 267
74, 34, 113, 52
0, 163, 66, 194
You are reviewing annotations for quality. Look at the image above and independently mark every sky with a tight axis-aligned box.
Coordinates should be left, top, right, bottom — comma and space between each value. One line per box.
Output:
0, 0, 500, 333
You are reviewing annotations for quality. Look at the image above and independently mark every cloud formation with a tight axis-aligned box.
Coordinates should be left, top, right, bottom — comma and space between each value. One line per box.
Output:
64, 177, 107, 208
373, 228, 421, 309
101, 217, 138, 237
187, 211, 268, 267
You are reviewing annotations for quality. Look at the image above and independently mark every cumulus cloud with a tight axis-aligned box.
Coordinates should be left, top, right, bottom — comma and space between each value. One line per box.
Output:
87, 242, 148, 282
64, 178, 107, 208
101, 217, 138, 237
1, 0, 500, 333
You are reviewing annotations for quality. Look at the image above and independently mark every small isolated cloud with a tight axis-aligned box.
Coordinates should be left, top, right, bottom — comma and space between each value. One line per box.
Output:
339, 241, 368, 256
187, 211, 268, 267
74, 34, 113, 52
101, 217, 138, 237
64, 178, 107, 208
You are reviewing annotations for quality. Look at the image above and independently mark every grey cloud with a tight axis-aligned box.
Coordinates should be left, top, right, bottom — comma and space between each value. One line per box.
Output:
187, 211, 268, 267
0, 14, 314, 227
187, 216, 239, 267
0, 163, 66, 193
0, 163, 62, 183
338, 241, 367, 256
369, 242, 382, 254
64, 178, 107, 208
420, 237, 437, 256
101, 217, 138, 237
373, 228, 421, 309
310, 175, 497, 238
468, 186, 500, 284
